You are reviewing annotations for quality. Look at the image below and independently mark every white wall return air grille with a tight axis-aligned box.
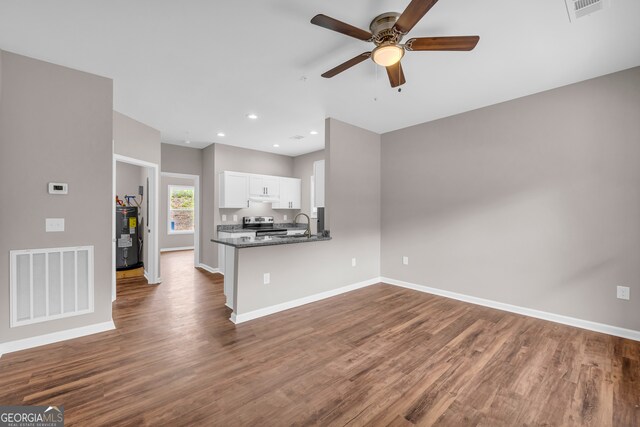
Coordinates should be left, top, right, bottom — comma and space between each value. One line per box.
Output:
565, 0, 609, 22
10, 246, 94, 327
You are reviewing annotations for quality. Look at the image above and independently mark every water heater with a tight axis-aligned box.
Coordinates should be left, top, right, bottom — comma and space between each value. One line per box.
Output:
116, 206, 142, 270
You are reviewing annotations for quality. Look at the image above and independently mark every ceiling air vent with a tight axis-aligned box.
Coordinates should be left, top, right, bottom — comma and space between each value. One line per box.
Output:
289, 135, 305, 140
565, 0, 609, 22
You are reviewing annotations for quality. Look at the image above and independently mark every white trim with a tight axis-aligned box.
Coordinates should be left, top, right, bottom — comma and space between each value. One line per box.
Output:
231, 277, 381, 324
381, 277, 640, 342
113, 154, 161, 298
112, 141, 116, 302
160, 246, 195, 253
227, 275, 640, 341
167, 184, 195, 235
161, 172, 200, 267
0, 320, 115, 358
114, 154, 158, 169
197, 263, 222, 275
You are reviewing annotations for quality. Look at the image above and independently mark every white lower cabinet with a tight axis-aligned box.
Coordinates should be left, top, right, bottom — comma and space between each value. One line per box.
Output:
217, 231, 255, 276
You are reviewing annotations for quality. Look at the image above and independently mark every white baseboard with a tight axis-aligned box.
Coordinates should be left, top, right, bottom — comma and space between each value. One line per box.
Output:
381, 277, 640, 342
231, 277, 381, 324
0, 320, 116, 358
160, 246, 194, 253
197, 263, 222, 275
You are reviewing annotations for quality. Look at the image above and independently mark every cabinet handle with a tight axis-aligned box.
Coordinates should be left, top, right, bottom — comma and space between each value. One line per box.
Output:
247, 200, 249, 207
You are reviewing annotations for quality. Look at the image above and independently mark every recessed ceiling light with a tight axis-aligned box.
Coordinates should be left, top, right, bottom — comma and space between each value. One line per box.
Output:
185, 140, 191, 144
273, 144, 280, 147
247, 113, 258, 120
217, 132, 225, 137
310, 130, 318, 135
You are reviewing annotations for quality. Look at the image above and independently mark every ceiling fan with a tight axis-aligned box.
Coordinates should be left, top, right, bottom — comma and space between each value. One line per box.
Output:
311, 0, 480, 88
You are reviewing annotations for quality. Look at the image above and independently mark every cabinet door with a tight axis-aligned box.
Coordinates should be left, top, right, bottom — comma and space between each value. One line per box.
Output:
313, 160, 325, 208
220, 172, 248, 208
249, 176, 265, 196
290, 178, 301, 209
273, 177, 300, 209
264, 176, 280, 197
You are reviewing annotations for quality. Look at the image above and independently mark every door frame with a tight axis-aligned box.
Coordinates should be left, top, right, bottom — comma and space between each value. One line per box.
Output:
161, 172, 200, 267
113, 154, 161, 302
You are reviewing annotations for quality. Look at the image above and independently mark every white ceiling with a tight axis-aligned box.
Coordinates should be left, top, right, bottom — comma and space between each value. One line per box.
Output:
0, 0, 639, 156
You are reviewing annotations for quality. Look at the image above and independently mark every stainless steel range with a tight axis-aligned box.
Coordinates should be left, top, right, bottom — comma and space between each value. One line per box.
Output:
243, 216, 287, 237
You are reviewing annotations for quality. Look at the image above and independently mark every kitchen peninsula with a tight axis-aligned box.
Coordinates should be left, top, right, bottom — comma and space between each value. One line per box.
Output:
212, 217, 331, 323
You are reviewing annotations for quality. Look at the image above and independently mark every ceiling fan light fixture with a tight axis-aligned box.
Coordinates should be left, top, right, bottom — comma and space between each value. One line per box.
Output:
372, 44, 404, 67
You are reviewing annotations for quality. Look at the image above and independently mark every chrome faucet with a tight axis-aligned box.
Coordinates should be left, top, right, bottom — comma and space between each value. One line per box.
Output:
293, 213, 311, 238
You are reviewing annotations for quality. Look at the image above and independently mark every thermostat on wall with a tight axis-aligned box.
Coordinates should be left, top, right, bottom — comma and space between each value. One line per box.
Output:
48, 182, 68, 195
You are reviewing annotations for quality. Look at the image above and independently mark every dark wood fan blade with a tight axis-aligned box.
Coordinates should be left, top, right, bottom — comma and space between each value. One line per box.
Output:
321, 52, 371, 78
394, 0, 439, 34
386, 62, 406, 88
311, 14, 372, 41
405, 36, 480, 51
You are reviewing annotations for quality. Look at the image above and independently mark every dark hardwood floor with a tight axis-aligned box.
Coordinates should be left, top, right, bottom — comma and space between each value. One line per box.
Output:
1, 250, 638, 426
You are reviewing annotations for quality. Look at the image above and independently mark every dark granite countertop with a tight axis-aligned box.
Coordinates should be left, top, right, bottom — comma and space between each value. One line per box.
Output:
211, 234, 331, 248
217, 223, 309, 234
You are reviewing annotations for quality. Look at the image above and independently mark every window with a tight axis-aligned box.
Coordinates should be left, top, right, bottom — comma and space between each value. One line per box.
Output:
168, 185, 194, 234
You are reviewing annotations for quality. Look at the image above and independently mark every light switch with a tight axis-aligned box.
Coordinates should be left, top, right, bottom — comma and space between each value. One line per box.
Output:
233, 215, 238, 222
222, 214, 227, 221
284, 215, 288, 221
46, 218, 65, 232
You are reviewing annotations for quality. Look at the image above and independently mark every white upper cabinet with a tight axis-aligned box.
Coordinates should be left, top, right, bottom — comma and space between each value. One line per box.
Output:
273, 177, 301, 209
249, 175, 280, 199
313, 160, 325, 208
219, 171, 249, 208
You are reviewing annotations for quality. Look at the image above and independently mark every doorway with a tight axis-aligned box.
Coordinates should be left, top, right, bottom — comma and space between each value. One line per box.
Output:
160, 172, 200, 267
112, 154, 161, 302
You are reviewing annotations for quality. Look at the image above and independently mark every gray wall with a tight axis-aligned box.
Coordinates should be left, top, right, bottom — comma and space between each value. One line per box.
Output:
235, 118, 380, 314
113, 111, 161, 166
160, 175, 195, 250
160, 143, 201, 253
116, 161, 143, 200
381, 67, 640, 331
161, 143, 202, 176
293, 150, 325, 234
0, 50, 113, 343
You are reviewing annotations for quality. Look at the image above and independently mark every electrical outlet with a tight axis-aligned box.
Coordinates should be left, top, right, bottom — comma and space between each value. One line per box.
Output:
233, 215, 238, 222
284, 214, 288, 221
263, 273, 270, 285
617, 286, 630, 300
222, 214, 227, 221
352, 258, 356, 267
403, 256, 409, 265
